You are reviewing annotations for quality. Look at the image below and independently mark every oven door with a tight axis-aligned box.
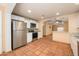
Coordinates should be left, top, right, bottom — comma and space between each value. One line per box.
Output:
32, 32, 38, 39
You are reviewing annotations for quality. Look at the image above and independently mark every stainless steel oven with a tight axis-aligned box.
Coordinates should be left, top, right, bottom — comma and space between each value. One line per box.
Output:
32, 32, 38, 41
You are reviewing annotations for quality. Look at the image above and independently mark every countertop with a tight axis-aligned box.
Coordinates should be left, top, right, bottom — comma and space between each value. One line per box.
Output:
53, 31, 68, 33
27, 31, 41, 33
71, 33, 79, 41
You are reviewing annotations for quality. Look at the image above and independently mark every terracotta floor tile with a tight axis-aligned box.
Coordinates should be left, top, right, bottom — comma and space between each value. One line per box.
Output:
0, 35, 73, 56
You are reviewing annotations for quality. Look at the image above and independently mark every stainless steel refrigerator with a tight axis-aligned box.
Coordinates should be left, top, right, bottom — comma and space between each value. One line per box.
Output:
12, 20, 27, 50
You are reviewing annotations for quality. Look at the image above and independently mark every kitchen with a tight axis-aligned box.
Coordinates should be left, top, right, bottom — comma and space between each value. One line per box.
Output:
0, 3, 79, 56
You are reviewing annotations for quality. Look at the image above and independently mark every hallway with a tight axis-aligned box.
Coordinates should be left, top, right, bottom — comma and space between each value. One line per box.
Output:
0, 35, 73, 56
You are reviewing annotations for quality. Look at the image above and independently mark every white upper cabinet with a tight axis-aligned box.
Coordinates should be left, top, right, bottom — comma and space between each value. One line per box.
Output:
11, 15, 38, 29
76, 15, 79, 27
27, 21, 30, 28
11, 15, 26, 21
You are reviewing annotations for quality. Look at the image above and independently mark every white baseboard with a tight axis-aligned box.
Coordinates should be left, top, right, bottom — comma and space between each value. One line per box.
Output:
0, 49, 12, 54
5, 49, 12, 52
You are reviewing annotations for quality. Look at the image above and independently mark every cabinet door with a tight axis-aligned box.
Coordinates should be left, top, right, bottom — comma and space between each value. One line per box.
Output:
27, 33, 32, 43
27, 22, 30, 28
38, 32, 42, 39
71, 37, 78, 56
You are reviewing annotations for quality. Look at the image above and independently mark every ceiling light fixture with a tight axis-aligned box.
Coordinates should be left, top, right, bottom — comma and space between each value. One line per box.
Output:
56, 12, 60, 16
27, 10, 32, 13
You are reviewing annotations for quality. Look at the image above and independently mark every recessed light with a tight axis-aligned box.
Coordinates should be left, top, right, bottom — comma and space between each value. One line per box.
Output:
27, 10, 32, 13
56, 12, 60, 15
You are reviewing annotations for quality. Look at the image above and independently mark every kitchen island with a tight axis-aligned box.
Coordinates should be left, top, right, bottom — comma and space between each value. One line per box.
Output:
52, 31, 70, 44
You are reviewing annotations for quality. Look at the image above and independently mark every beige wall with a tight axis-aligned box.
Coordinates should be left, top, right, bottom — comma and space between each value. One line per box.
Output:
69, 13, 79, 33
64, 21, 68, 32
2, 8, 7, 52
38, 20, 44, 37
43, 22, 46, 36
2, 4, 16, 52
0, 10, 2, 54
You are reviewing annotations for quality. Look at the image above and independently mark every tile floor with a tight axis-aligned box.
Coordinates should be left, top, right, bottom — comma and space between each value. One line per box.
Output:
0, 35, 73, 56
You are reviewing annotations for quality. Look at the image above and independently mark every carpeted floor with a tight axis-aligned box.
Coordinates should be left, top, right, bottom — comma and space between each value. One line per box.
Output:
0, 35, 73, 56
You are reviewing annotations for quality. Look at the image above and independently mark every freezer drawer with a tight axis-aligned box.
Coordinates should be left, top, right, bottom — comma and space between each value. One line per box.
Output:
13, 31, 27, 49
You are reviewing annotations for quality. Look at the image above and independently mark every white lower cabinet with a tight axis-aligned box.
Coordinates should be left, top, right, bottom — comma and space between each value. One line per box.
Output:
38, 32, 42, 39
27, 32, 43, 43
27, 33, 32, 43
70, 37, 78, 56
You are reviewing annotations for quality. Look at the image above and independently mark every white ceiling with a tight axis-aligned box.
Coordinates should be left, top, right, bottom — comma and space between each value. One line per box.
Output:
12, 3, 79, 20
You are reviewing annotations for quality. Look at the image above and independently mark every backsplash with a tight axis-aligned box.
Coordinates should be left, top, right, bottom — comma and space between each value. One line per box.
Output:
27, 28, 40, 32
